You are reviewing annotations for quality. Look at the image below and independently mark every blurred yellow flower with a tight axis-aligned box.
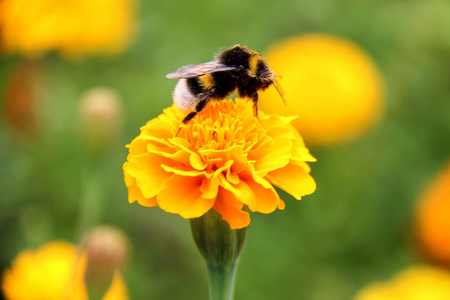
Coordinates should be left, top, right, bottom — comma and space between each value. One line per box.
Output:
1, 241, 129, 300
259, 34, 384, 146
0, 0, 135, 59
123, 99, 316, 229
416, 161, 450, 265
354, 265, 450, 300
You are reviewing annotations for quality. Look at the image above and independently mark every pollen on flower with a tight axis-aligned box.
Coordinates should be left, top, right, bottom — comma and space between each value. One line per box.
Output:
179, 100, 262, 151
123, 99, 316, 229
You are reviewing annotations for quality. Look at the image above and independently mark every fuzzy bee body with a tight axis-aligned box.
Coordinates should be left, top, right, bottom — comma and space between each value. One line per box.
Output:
167, 45, 284, 124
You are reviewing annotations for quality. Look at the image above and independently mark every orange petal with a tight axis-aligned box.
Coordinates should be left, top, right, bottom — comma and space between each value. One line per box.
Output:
219, 173, 280, 214
266, 163, 316, 200
125, 153, 172, 199
214, 188, 250, 229
157, 175, 215, 219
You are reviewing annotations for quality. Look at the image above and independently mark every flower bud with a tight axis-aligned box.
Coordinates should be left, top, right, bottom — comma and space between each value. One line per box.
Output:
191, 209, 248, 268
81, 226, 129, 300
78, 87, 123, 155
190, 209, 248, 299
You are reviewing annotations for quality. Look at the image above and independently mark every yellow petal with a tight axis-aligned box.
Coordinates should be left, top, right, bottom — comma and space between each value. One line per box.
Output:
126, 135, 151, 159
250, 137, 292, 177
157, 175, 215, 219
190, 153, 207, 170
214, 188, 250, 229
161, 164, 208, 177
266, 163, 316, 200
123, 166, 157, 207
226, 170, 240, 185
260, 114, 297, 131
140, 117, 177, 139
125, 153, 171, 199
292, 136, 317, 163
265, 123, 296, 141
200, 176, 220, 199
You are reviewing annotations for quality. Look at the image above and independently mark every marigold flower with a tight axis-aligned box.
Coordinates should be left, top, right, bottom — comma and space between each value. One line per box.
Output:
353, 265, 450, 300
259, 34, 384, 146
123, 99, 316, 229
416, 161, 450, 265
1, 241, 129, 300
0, 0, 135, 59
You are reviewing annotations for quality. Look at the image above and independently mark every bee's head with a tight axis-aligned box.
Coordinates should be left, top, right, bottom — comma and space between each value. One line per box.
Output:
258, 70, 276, 89
258, 70, 287, 106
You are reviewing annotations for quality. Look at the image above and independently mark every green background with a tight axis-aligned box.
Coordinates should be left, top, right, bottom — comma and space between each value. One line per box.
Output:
1, 0, 450, 299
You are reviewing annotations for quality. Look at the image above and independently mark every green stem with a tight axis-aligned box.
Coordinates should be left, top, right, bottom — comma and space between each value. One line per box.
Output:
86, 289, 104, 300
75, 163, 102, 238
190, 209, 248, 300
208, 262, 238, 300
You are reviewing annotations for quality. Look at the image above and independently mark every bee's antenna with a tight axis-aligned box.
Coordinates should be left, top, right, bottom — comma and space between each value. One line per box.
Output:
273, 78, 287, 106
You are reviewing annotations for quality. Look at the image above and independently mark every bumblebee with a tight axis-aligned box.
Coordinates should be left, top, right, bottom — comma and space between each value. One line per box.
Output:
166, 45, 285, 124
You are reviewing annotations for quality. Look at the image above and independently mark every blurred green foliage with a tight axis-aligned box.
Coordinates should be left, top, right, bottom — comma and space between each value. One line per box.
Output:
1, 0, 450, 299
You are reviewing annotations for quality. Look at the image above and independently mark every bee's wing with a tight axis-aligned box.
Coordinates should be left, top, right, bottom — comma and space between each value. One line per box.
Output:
166, 61, 237, 79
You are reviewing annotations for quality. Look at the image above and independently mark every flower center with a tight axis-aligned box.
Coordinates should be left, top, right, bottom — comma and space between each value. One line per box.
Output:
178, 99, 265, 153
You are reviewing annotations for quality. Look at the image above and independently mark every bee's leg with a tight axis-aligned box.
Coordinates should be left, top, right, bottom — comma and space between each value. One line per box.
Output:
181, 111, 198, 124
181, 92, 212, 124
175, 127, 183, 137
251, 93, 259, 118
194, 94, 210, 114
175, 111, 198, 136
176, 112, 197, 137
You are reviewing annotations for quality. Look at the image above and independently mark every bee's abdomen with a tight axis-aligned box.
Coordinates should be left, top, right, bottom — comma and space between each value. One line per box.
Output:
173, 79, 198, 112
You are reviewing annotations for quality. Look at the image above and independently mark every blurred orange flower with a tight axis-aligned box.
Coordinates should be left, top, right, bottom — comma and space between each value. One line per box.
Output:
1, 241, 129, 300
416, 162, 450, 265
0, 0, 135, 59
259, 34, 384, 146
2, 62, 41, 136
353, 265, 450, 300
123, 99, 316, 229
